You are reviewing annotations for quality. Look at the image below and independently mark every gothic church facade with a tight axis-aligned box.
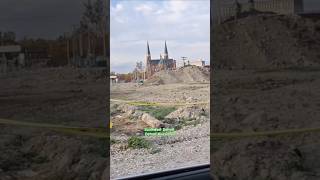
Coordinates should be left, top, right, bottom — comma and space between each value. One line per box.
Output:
144, 41, 176, 79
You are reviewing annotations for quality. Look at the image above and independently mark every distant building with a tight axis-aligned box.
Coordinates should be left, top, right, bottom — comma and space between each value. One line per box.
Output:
145, 41, 176, 79
110, 75, 118, 84
0, 45, 25, 73
190, 59, 206, 67
24, 47, 50, 67
133, 61, 144, 82
0, 44, 53, 73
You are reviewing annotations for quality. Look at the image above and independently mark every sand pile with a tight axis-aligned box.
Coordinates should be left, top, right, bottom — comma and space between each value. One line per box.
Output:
213, 12, 320, 69
146, 66, 209, 85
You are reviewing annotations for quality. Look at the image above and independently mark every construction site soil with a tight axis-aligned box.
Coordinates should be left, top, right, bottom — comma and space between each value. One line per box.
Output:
3, 11, 320, 180
213, 13, 320, 69
146, 66, 210, 85
110, 66, 210, 179
212, 13, 320, 180
0, 67, 108, 180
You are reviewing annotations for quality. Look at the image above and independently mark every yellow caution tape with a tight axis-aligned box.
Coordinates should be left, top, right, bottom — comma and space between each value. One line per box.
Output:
110, 99, 209, 107
1, 118, 319, 140
211, 127, 320, 139
0, 118, 108, 138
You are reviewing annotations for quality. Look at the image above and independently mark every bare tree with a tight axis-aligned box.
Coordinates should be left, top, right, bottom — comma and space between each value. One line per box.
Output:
248, 0, 255, 12
82, 0, 107, 57
0, 32, 2, 45
2, 31, 16, 45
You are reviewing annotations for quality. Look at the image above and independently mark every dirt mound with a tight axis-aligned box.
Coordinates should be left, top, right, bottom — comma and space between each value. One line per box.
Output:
166, 106, 208, 120
0, 67, 108, 179
0, 127, 108, 180
213, 13, 320, 69
146, 66, 209, 85
211, 70, 320, 179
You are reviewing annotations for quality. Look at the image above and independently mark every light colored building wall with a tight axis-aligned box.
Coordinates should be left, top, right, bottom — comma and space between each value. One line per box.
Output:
190, 60, 205, 67
110, 75, 118, 84
0, 45, 21, 53
0, 45, 25, 73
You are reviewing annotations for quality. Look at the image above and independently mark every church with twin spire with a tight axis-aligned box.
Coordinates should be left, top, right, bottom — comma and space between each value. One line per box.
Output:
144, 41, 176, 79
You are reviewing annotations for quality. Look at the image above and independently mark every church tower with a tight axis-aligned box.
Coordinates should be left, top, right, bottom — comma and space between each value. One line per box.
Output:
294, 0, 304, 14
145, 41, 152, 79
164, 41, 168, 60
159, 41, 168, 71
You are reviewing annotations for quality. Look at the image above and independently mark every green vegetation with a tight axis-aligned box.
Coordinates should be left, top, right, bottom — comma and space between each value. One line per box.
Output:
33, 156, 49, 164
150, 147, 161, 154
211, 139, 225, 153
174, 118, 201, 130
110, 103, 121, 116
86, 138, 108, 158
97, 139, 109, 158
128, 136, 151, 149
110, 138, 120, 145
138, 106, 176, 120
174, 124, 183, 130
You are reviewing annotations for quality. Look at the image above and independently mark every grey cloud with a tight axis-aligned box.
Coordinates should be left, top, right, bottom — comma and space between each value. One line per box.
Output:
0, 0, 85, 39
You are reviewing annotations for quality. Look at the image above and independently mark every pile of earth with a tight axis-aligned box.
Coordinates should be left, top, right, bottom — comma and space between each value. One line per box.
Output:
211, 12, 320, 180
213, 12, 320, 69
146, 66, 209, 85
211, 69, 320, 179
0, 126, 108, 180
0, 67, 108, 180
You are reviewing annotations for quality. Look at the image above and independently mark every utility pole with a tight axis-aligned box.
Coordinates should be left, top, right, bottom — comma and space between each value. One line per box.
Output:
181, 56, 187, 67
79, 31, 83, 58
216, 0, 221, 24
102, 0, 107, 62
72, 25, 77, 67
234, 0, 241, 21
65, 32, 70, 66
248, 0, 255, 12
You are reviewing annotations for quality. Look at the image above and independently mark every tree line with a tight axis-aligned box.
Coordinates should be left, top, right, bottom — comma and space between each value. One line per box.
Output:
0, 0, 108, 67
0, 31, 17, 45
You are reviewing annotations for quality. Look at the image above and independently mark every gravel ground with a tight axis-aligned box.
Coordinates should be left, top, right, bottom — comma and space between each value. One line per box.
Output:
110, 121, 210, 179
111, 83, 209, 103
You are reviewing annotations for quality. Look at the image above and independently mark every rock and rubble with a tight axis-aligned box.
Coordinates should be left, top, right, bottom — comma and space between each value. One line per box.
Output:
111, 71, 210, 179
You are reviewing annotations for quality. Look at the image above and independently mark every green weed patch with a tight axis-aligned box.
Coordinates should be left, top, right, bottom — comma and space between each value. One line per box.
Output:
138, 106, 176, 120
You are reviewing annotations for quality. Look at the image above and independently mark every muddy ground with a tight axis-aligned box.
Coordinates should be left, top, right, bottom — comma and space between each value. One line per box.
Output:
0, 67, 108, 180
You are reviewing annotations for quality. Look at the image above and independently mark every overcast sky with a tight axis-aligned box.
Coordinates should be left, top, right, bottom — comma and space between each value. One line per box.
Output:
0, 0, 319, 39
0, 0, 320, 72
0, 0, 86, 39
111, 0, 210, 73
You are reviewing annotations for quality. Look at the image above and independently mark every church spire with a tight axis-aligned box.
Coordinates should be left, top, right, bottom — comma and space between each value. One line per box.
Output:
164, 41, 168, 59
147, 41, 151, 56
145, 41, 151, 80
